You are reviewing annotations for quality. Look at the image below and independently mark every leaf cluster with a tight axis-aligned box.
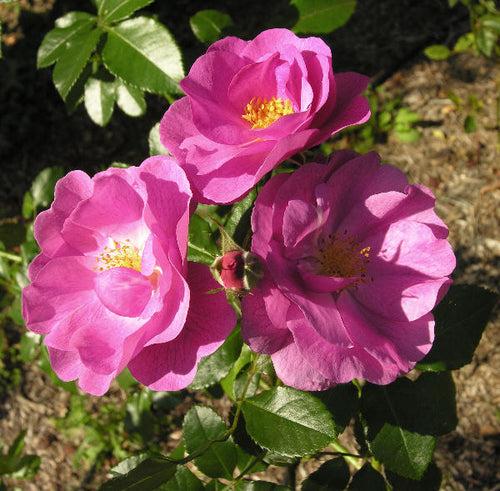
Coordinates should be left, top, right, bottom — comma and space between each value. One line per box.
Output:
425, 0, 500, 60
37, 0, 183, 126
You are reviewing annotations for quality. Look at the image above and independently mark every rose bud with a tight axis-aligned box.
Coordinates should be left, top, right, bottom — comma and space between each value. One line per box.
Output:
212, 250, 263, 292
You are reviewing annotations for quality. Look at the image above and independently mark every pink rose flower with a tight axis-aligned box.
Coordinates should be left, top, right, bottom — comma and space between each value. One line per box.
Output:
22, 157, 236, 395
242, 151, 456, 390
160, 28, 371, 204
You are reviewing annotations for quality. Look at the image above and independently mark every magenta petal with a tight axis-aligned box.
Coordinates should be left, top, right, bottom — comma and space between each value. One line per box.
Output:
27, 253, 50, 281
297, 263, 359, 292
129, 263, 236, 391
338, 293, 433, 373
181, 50, 249, 145
208, 36, 248, 55
190, 141, 275, 204
243, 28, 332, 60
242, 276, 290, 354
184, 262, 237, 358
272, 340, 334, 391
315, 71, 371, 137
266, 249, 351, 346
354, 274, 452, 322
22, 256, 96, 334
52, 170, 93, 216
139, 156, 191, 261
73, 325, 121, 375
289, 312, 387, 384
129, 340, 198, 391
78, 369, 115, 396
160, 97, 196, 160
251, 174, 290, 257
368, 220, 456, 279
63, 174, 144, 253
95, 268, 152, 317
47, 347, 82, 382
143, 263, 189, 346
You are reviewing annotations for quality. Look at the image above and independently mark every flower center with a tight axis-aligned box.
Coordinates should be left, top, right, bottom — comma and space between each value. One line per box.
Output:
316, 233, 371, 279
242, 97, 294, 129
96, 239, 142, 272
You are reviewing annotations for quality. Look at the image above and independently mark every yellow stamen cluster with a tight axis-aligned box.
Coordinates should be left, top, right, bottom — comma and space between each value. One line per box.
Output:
96, 239, 141, 272
316, 233, 371, 280
242, 97, 294, 129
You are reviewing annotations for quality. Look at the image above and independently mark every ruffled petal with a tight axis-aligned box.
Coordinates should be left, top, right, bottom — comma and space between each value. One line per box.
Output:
129, 263, 236, 391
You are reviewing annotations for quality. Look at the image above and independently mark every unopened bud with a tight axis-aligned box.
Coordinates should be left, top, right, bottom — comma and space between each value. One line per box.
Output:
211, 250, 263, 292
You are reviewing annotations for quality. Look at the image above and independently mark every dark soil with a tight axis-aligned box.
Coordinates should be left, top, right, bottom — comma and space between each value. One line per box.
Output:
1, 0, 498, 490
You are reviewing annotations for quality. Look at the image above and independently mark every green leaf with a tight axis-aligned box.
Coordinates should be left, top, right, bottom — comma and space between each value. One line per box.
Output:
394, 108, 419, 124
188, 214, 219, 265
189, 9, 233, 44
116, 80, 146, 117
311, 383, 359, 434
190, 326, 242, 390
22, 192, 34, 220
148, 122, 165, 156
37, 17, 96, 68
102, 16, 184, 96
224, 189, 257, 239
302, 458, 350, 490
361, 373, 457, 438
395, 128, 421, 143
453, 32, 474, 52
424, 44, 451, 60
100, 456, 177, 490
55, 11, 95, 28
235, 443, 267, 474
481, 14, 500, 33
10, 455, 41, 479
158, 466, 204, 491
52, 28, 102, 100
31, 166, 64, 210
98, 0, 154, 23
292, 0, 357, 34
242, 387, 337, 457
7, 430, 26, 461
372, 423, 435, 480
183, 406, 237, 479
476, 25, 497, 57
348, 463, 386, 490
65, 63, 93, 113
464, 114, 477, 133
84, 77, 116, 126
418, 285, 497, 371
110, 454, 149, 476
386, 462, 442, 491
